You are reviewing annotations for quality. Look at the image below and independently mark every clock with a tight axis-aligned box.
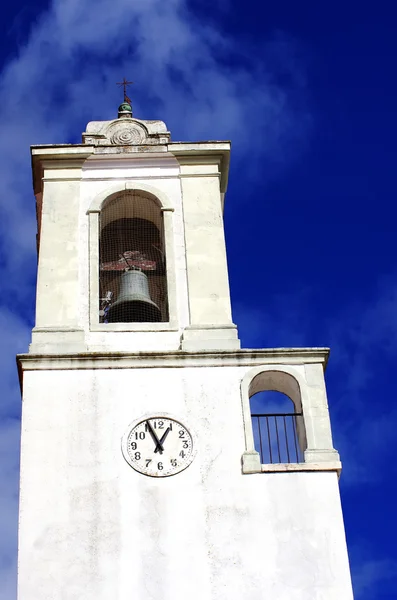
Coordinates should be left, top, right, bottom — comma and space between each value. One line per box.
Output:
121, 415, 196, 477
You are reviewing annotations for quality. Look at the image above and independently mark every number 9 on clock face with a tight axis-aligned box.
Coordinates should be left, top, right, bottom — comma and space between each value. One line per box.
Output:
121, 416, 195, 477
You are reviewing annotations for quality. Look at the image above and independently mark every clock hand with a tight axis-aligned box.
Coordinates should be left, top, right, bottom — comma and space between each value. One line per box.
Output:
145, 420, 164, 454
154, 426, 171, 454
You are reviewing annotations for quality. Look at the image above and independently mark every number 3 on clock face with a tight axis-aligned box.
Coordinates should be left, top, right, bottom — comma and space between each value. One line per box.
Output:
121, 416, 196, 477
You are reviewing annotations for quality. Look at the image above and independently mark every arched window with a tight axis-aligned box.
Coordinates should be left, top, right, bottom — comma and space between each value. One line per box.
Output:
248, 371, 306, 465
99, 191, 168, 323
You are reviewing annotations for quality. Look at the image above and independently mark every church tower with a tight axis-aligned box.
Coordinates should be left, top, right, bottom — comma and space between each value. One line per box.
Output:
17, 98, 354, 599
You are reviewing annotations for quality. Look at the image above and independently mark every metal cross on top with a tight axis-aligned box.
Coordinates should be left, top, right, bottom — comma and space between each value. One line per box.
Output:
117, 78, 134, 104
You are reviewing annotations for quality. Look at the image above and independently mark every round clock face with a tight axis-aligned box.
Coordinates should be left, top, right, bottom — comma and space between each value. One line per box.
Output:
122, 416, 195, 477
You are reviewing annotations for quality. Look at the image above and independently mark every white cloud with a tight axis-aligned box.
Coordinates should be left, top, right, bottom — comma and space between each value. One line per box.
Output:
0, 419, 20, 600
323, 276, 397, 484
0, 0, 309, 314
351, 555, 397, 599
0, 309, 29, 598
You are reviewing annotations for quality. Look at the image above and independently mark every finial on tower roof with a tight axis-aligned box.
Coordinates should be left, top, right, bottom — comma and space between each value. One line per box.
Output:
116, 77, 134, 118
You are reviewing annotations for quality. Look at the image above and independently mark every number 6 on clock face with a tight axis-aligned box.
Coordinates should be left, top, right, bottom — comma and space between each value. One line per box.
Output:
121, 416, 196, 477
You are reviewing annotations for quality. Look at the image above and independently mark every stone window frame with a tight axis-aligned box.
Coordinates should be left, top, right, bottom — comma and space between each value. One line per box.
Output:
240, 365, 341, 474
87, 182, 178, 332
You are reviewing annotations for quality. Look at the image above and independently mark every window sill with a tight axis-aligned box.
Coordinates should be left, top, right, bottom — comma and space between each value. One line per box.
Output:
259, 462, 342, 474
241, 451, 341, 475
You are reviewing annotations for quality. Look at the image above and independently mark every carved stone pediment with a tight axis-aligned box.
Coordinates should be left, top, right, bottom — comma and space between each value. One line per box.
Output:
82, 116, 171, 147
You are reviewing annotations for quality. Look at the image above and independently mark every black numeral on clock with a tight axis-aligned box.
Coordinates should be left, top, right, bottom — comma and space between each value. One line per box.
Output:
145, 421, 173, 431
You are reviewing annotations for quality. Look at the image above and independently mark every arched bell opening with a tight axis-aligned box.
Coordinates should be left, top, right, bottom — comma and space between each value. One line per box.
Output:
248, 371, 307, 464
99, 191, 168, 323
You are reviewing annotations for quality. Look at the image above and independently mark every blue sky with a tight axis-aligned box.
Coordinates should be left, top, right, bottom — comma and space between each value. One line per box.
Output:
0, 1, 396, 598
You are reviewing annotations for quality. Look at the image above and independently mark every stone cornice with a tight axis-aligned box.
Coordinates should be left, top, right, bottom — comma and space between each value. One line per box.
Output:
30, 141, 231, 192
17, 347, 329, 373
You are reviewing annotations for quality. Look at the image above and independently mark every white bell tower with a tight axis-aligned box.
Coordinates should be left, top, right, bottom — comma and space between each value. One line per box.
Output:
17, 99, 354, 599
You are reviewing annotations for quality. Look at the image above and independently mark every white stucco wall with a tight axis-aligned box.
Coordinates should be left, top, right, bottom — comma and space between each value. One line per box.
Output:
25, 140, 352, 600
179, 161, 234, 327
18, 360, 353, 600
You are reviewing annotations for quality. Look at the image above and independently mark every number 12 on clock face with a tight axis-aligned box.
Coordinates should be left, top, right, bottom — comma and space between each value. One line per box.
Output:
122, 416, 195, 477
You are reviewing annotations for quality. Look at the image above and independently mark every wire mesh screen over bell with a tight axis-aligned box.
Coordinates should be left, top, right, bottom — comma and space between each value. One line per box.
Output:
99, 192, 168, 323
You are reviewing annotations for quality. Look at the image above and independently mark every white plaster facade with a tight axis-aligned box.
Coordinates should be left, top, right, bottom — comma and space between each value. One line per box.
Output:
17, 110, 354, 599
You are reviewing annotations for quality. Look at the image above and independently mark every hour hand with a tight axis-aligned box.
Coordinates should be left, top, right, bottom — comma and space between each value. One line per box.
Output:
145, 420, 164, 454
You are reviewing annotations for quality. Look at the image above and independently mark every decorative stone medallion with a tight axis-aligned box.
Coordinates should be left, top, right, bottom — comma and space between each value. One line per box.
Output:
107, 122, 146, 145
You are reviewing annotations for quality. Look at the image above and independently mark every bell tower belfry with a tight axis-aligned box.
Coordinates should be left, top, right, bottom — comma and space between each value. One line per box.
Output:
17, 101, 354, 599
29, 99, 239, 354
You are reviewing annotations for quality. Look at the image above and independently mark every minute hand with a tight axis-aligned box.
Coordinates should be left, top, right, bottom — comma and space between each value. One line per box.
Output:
154, 427, 171, 453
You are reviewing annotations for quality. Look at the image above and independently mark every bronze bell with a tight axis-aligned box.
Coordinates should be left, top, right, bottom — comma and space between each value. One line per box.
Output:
107, 269, 162, 323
